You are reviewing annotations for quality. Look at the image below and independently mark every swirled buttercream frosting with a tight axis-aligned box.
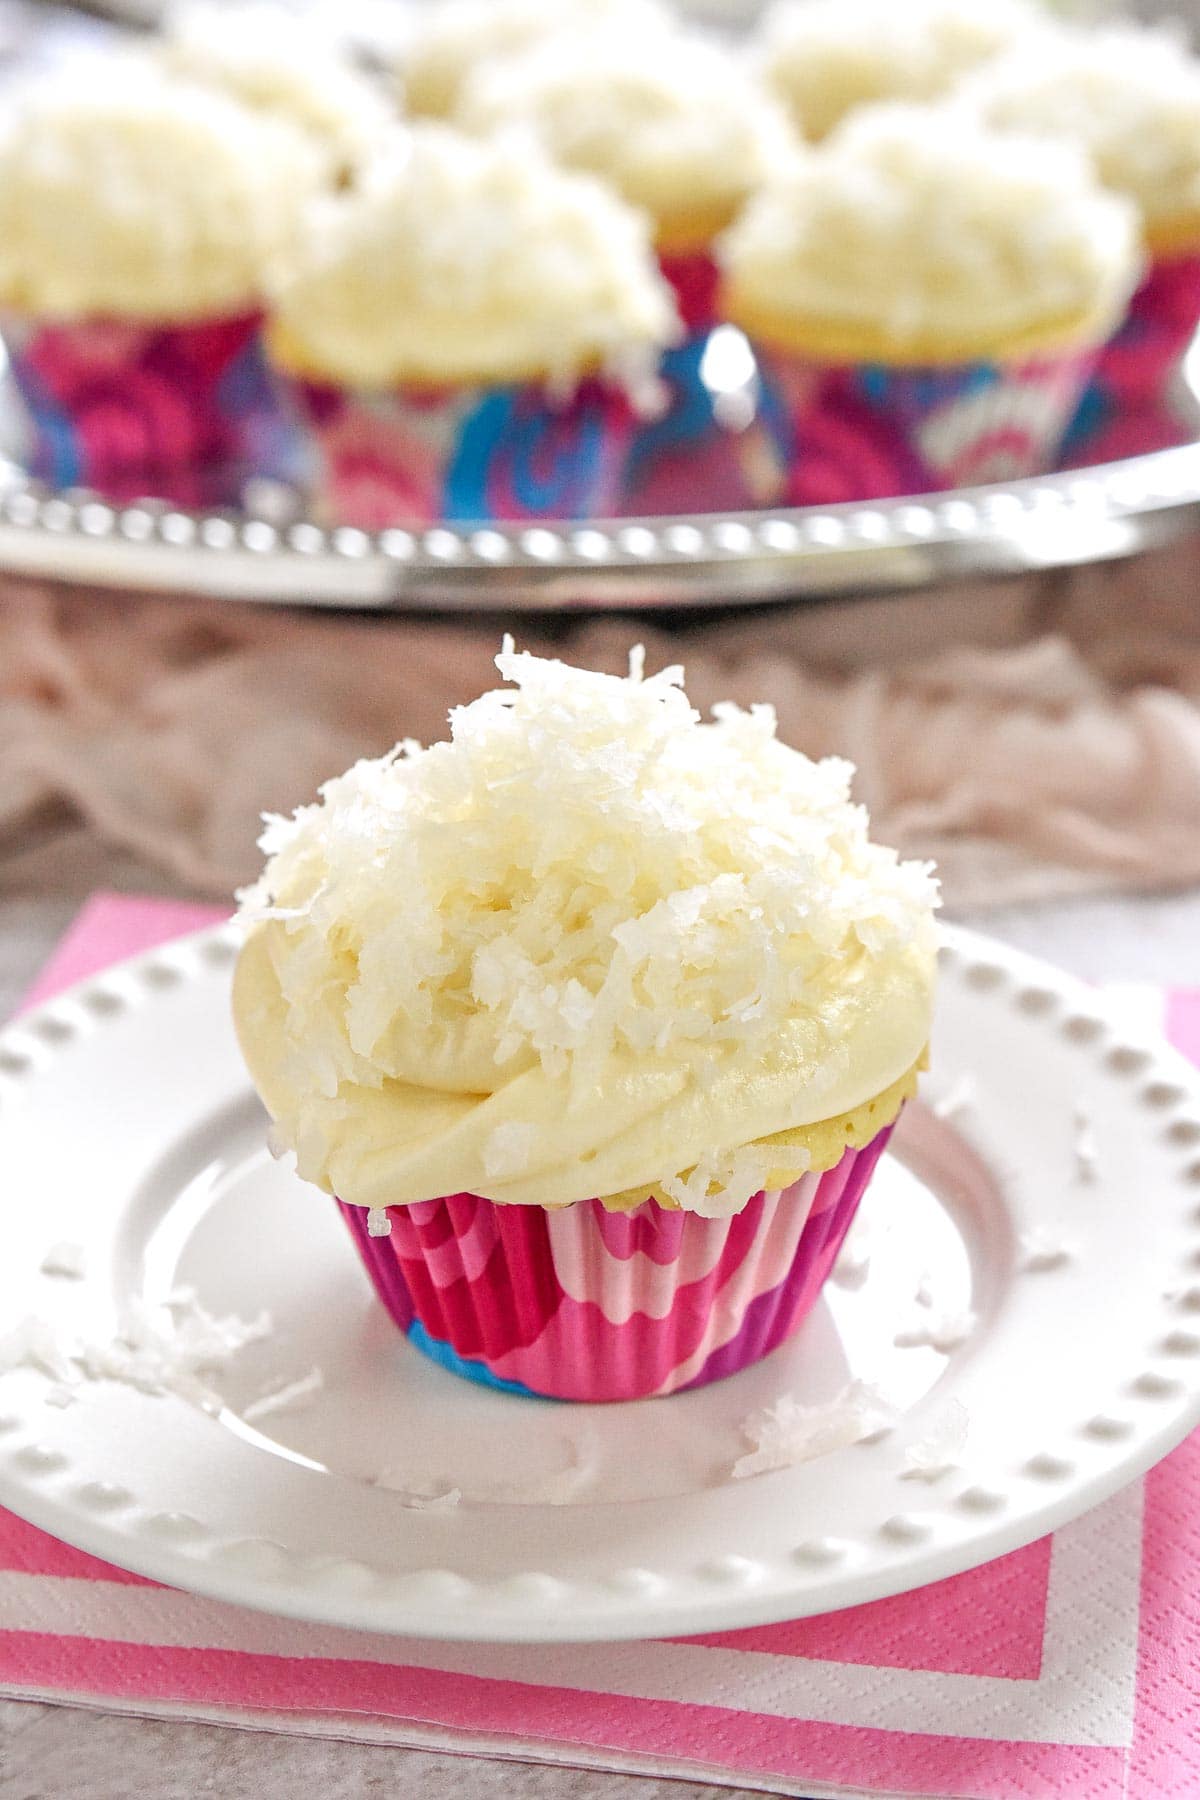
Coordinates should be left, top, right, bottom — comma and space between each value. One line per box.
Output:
233, 647, 938, 1215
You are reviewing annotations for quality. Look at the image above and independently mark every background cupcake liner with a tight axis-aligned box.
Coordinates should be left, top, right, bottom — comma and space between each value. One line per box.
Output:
338, 1123, 895, 1402
1061, 253, 1200, 463
284, 375, 638, 528
0, 311, 293, 508
746, 346, 1098, 506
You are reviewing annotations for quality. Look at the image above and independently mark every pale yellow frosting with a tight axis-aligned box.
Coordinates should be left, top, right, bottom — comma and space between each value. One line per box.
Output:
159, 3, 395, 179
963, 25, 1200, 241
401, 0, 670, 119
718, 103, 1140, 363
0, 58, 325, 322
266, 125, 679, 388
455, 30, 796, 248
233, 648, 938, 1216
757, 0, 1044, 141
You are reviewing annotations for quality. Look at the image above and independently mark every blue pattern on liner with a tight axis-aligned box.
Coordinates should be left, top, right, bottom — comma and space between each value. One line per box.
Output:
405, 1316, 550, 1401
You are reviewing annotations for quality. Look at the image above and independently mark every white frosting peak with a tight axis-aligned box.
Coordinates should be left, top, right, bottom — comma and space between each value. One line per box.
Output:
234, 648, 938, 1213
0, 57, 324, 321
267, 125, 679, 387
719, 102, 1140, 359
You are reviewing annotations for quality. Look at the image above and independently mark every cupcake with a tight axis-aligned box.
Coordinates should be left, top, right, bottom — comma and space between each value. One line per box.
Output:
0, 60, 324, 506
400, 0, 669, 121
456, 28, 794, 334
756, 0, 1043, 143
158, 1, 395, 185
265, 127, 679, 528
964, 26, 1200, 449
233, 645, 938, 1404
718, 104, 1141, 504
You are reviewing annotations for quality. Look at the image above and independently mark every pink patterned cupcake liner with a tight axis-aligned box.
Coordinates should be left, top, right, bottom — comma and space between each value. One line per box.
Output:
745, 346, 1097, 505
0, 310, 291, 507
338, 1122, 894, 1402
1062, 253, 1200, 463
283, 374, 638, 528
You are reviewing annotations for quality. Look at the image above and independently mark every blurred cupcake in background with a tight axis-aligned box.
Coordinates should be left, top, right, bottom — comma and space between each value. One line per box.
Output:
158, 1, 396, 186
399, 0, 668, 121
718, 104, 1140, 505
456, 26, 794, 335
0, 60, 324, 507
265, 126, 680, 528
756, 0, 1043, 143
964, 26, 1200, 456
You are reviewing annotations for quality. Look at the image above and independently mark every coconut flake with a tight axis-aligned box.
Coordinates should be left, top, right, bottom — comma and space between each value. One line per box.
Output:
243, 1366, 325, 1421
901, 1399, 969, 1482
1073, 1107, 1099, 1185
830, 1217, 874, 1289
1019, 1227, 1073, 1273
932, 1075, 976, 1121
372, 1472, 462, 1509
894, 1307, 976, 1352
0, 1317, 78, 1385
366, 1207, 392, 1238
40, 1241, 87, 1280
731, 1381, 894, 1478
483, 1121, 537, 1181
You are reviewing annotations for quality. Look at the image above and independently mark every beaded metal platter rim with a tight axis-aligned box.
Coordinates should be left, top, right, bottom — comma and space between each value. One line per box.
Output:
0, 439, 1198, 609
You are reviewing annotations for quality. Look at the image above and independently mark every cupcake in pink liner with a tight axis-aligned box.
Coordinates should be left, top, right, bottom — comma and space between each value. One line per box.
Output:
455, 27, 794, 336
963, 26, 1200, 451
265, 128, 678, 527
0, 60, 325, 507
233, 647, 938, 1402
717, 105, 1140, 504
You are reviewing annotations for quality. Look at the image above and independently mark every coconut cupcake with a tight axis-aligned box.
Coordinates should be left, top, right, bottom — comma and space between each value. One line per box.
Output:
757, 0, 1043, 143
159, 1, 395, 186
0, 59, 324, 505
718, 104, 1140, 504
400, 0, 669, 121
233, 645, 938, 1403
265, 126, 679, 528
457, 27, 794, 334
964, 26, 1200, 453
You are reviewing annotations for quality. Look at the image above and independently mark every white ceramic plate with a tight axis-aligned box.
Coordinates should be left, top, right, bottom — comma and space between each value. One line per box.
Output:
0, 925, 1199, 1643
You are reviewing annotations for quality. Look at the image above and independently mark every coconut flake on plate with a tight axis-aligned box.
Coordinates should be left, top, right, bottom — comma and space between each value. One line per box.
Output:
731, 1381, 895, 1478
39, 1240, 87, 1280
901, 1399, 969, 1481
893, 1306, 976, 1352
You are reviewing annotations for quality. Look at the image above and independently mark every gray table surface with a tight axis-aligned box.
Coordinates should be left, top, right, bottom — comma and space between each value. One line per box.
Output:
3, 874, 1200, 1800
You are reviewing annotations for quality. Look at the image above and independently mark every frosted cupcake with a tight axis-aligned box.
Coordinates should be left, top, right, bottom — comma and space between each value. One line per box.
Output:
964, 27, 1200, 452
233, 646, 938, 1404
400, 0, 669, 121
756, 0, 1043, 143
265, 127, 679, 528
158, 2, 395, 186
0, 60, 323, 505
718, 105, 1140, 504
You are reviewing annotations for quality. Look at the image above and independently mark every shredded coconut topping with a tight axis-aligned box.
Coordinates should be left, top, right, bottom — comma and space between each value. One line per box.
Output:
0, 57, 326, 321
456, 28, 795, 241
267, 125, 679, 389
40, 1241, 87, 1280
235, 646, 937, 1213
732, 1382, 895, 1477
160, 2, 394, 177
901, 1399, 969, 1482
366, 1207, 392, 1237
718, 103, 1140, 359
1019, 1228, 1073, 1273
894, 1306, 976, 1352
963, 24, 1200, 233
757, 0, 1043, 141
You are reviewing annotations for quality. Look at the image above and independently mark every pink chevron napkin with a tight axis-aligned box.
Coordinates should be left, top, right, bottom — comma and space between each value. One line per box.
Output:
2, 892, 1199, 1800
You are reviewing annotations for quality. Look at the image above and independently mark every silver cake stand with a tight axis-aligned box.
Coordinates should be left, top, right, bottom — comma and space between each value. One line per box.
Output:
0, 437, 1197, 612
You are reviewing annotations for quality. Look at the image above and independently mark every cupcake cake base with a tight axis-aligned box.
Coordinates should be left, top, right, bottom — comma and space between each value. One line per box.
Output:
339, 1126, 894, 1403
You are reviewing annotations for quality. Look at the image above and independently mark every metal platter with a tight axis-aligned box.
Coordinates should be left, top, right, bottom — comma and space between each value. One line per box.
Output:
0, 435, 1198, 611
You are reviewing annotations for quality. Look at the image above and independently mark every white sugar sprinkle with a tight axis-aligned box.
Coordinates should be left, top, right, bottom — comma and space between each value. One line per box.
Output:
901, 1400, 969, 1482
894, 1307, 976, 1353
40, 1241, 87, 1280
1073, 1107, 1099, 1184
914, 1274, 934, 1308
830, 1218, 874, 1289
1019, 1228, 1073, 1273
932, 1075, 976, 1121
366, 1207, 392, 1238
732, 1382, 894, 1478
243, 1366, 324, 1422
